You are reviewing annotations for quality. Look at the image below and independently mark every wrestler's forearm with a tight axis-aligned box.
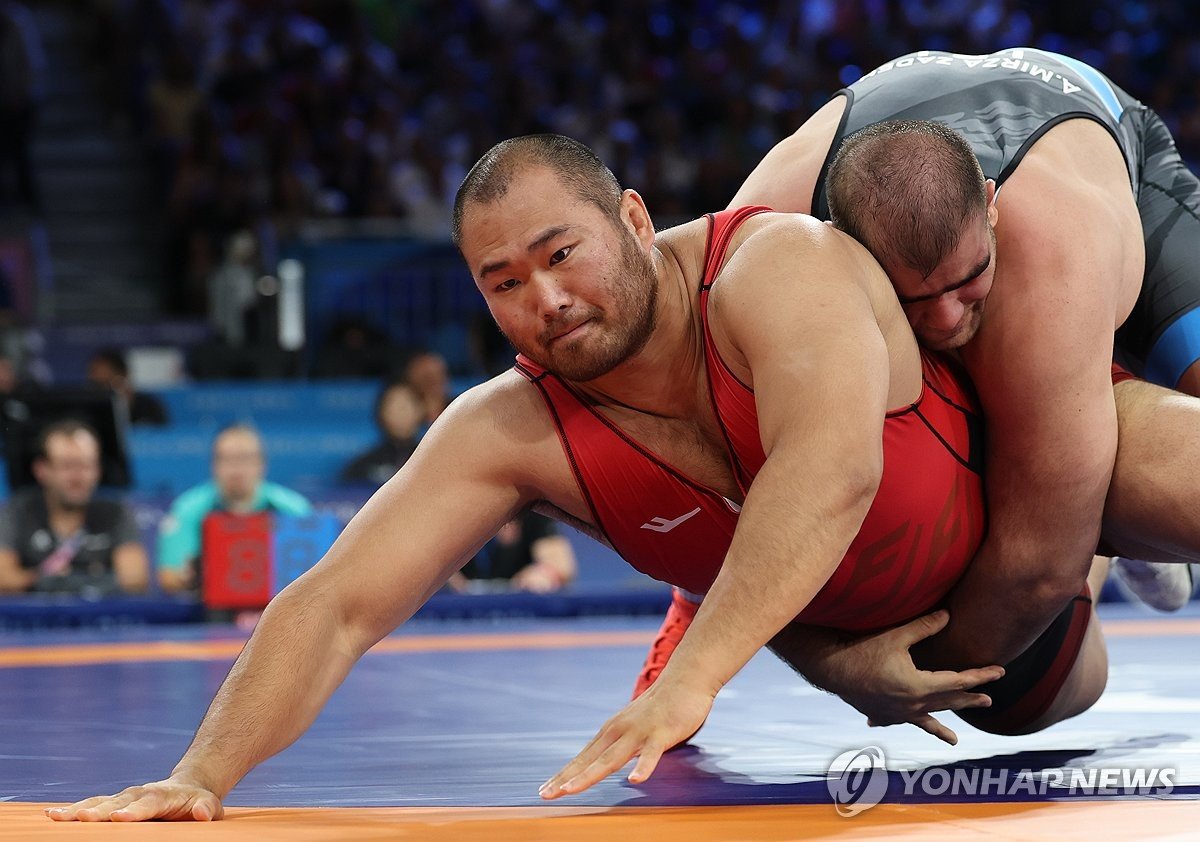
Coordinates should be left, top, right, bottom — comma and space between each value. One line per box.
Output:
170, 585, 362, 797
765, 622, 847, 691
659, 451, 879, 695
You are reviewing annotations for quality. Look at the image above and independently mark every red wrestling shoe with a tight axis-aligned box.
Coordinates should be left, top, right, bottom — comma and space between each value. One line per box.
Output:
633, 589, 704, 748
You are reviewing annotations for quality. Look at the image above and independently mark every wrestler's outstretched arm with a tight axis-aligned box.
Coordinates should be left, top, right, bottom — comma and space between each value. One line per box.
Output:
48, 379, 537, 822
542, 217, 893, 798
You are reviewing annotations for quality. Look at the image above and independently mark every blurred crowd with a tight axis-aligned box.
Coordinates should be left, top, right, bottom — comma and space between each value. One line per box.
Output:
55, 0, 1200, 318
2, 0, 1199, 604
0, 343, 578, 601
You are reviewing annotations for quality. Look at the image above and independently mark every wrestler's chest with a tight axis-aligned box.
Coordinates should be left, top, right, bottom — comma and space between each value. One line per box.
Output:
529, 408, 743, 532
600, 410, 743, 501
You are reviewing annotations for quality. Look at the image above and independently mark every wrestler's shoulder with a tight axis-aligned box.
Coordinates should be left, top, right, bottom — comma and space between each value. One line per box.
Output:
741, 211, 859, 259
441, 368, 548, 421
718, 211, 878, 289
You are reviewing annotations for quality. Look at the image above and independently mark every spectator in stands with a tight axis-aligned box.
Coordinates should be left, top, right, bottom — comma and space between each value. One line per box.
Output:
0, 0, 44, 215
145, 46, 204, 189
207, 230, 259, 347
405, 350, 451, 425
112, 0, 1200, 325
157, 423, 311, 592
339, 379, 422, 486
0, 420, 148, 595
87, 347, 169, 427
448, 512, 578, 594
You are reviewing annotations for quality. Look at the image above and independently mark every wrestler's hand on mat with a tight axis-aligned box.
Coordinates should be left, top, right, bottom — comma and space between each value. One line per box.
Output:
540, 678, 713, 798
45, 776, 224, 822
810, 610, 1004, 745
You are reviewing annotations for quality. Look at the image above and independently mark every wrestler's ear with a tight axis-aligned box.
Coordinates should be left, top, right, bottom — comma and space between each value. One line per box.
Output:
620, 189, 655, 249
984, 179, 998, 226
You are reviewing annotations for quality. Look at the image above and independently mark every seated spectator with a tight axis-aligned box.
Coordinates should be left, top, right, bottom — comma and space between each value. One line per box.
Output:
405, 350, 451, 425
157, 423, 312, 592
448, 511, 578, 594
87, 348, 169, 427
339, 379, 422, 486
0, 420, 148, 595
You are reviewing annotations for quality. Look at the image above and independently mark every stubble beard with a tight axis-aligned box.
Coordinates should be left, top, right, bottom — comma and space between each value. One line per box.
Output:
921, 300, 984, 350
504, 236, 660, 382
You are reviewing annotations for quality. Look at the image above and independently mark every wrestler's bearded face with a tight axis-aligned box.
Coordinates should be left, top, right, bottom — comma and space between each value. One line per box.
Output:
464, 176, 659, 382
516, 228, 659, 381
891, 212, 996, 351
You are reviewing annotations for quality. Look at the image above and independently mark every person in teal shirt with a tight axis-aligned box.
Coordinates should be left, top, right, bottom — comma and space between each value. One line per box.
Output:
157, 424, 311, 592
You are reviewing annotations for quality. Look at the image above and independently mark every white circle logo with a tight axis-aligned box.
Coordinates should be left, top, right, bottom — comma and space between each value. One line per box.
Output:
827, 746, 888, 817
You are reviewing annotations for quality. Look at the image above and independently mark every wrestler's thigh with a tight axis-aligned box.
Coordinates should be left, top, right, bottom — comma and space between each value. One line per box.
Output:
1016, 608, 1107, 735
1019, 559, 1111, 733
1103, 377, 1200, 562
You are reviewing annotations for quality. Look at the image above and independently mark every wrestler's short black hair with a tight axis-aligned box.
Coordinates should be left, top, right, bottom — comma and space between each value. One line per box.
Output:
826, 120, 987, 278
451, 134, 623, 249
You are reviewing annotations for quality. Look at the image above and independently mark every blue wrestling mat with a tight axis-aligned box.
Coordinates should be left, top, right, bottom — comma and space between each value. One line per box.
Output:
1, 603, 1198, 816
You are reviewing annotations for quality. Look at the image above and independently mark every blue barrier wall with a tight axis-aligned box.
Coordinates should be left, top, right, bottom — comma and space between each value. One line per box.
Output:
130, 378, 484, 496
151, 380, 379, 428
130, 380, 380, 496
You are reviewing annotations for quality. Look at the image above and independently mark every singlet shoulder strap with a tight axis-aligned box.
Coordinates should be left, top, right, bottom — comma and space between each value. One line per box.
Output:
700, 206, 773, 291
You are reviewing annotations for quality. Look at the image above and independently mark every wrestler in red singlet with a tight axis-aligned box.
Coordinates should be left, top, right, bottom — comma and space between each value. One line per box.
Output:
516, 207, 986, 633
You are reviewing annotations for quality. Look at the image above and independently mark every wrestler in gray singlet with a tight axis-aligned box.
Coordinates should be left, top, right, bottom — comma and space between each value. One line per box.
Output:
813, 47, 1200, 387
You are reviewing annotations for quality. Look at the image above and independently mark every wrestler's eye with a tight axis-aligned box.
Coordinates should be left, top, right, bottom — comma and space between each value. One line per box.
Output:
549, 246, 572, 265
495, 278, 518, 292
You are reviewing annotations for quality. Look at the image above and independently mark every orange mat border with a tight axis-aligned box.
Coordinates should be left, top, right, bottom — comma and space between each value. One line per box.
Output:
0, 629, 657, 668
3, 800, 1198, 840
0, 615, 1195, 670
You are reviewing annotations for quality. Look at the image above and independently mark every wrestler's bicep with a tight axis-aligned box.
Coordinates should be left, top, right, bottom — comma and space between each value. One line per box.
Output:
718, 220, 890, 463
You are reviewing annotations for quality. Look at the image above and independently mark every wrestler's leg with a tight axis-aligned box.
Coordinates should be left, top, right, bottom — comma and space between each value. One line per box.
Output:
1104, 377, 1200, 562
960, 556, 1109, 737
1007, 556, 1110, 734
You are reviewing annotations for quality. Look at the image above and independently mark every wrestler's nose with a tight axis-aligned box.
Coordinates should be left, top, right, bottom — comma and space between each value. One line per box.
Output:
532, 271, 573, 318
925, 295, 966, 331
